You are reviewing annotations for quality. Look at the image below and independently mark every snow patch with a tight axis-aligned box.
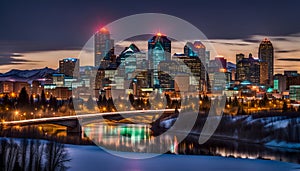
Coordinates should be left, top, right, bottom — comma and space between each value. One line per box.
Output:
265, 140, 300, 149
160, 118, 176, 129
265, 120, 289, 129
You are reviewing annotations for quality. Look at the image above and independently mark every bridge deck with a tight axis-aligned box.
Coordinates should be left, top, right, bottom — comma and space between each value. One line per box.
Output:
0, 109, 177, 127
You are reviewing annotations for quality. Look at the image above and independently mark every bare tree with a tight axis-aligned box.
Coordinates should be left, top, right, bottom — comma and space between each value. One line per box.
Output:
19, 138, 28, 171
0, 139, 19, 171
34, 140, 44, 171
44, 141, 71, 171
0, 139, 70, 171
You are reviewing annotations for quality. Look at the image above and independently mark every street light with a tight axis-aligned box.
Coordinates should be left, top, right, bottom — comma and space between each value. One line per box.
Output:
14, 111, 19, 121
119, 104, 123, 110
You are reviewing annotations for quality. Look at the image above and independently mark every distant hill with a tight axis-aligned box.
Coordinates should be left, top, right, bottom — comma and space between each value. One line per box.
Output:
227, 62, 236, 69
0, 67, 57, 83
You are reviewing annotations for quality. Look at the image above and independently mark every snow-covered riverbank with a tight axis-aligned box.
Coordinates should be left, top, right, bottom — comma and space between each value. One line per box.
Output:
154, 113, 300, 150
66, 144, 299, 171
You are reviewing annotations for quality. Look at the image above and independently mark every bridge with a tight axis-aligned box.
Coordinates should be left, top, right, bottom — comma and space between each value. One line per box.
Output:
0, 109, 177, 135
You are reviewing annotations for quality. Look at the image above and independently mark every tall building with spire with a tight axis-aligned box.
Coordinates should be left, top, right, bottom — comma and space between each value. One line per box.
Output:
148, 33, 171, 88
94, 28, 114, 67
183, 41, 208, 91
258, 38, 274, 86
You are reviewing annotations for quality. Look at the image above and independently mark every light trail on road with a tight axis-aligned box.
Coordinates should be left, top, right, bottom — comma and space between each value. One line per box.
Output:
0, 109, 178, 126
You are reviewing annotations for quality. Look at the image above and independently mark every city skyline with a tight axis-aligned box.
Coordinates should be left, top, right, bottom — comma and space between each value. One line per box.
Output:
0, 33, 299, 74
1, 1, 300, 170
0, 1, 300, 73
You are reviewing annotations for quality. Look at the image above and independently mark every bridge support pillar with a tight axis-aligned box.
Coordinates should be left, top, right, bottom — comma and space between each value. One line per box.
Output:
66, 120, 82, 137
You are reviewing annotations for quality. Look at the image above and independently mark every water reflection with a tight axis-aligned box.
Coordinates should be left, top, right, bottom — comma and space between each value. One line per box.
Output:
83, 123, 300, 163
83, 124, 179, 154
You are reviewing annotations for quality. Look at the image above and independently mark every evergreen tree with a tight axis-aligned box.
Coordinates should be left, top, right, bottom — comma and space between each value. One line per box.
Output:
2, 94, 11, 109
129, 93, 134, 105
107, 97, 115, 111
40, 90, 47, 107
146, 99, 151, 109
174, 106, 179, 116
165, 94, 171, 108
228, 97, 232, 105
261, 93, 268, 107
225, 98, 229, 106
49, 95, 58, 111
30, 94, 34, 106
97, 95, 102, 107
68, 97, 74, 110
282, 101, 288, 112
17, 87, 30, 111
155, 93, 161, 101
232, 96, 239, 107
36, 94, 40, 105
102, 95, 107, 104
86, 96, 95, 110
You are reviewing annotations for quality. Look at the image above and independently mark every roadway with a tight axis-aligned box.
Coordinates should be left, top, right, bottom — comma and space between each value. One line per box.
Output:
0, 109, 177, 126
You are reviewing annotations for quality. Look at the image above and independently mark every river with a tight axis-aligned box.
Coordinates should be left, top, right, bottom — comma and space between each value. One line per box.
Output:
81, 123, 300, 164
1, 122, 300, 170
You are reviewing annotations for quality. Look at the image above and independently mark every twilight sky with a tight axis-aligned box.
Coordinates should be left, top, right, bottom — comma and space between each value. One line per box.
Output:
0, 0, 300, 73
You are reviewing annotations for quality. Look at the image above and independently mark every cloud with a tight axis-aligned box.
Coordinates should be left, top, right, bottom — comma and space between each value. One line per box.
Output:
277, 58, 300, 62
208, 40, 250, 46
275, 49, 299, 54
289, 33, 300, 37
11, 53, 24, 57
0, 33, 300, 74
272, 37, 289, 41
275, 64, 300, 67
124, 34, 153, 41
241, 38, 260, 43
0, 54, 40, 66
0, 41, 82, 54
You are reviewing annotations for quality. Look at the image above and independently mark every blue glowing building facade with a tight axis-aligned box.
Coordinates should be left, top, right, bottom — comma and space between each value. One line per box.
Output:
148, 33, 171, 88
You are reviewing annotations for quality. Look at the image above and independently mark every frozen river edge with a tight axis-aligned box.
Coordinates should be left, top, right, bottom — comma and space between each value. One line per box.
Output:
66, 144, 300, 171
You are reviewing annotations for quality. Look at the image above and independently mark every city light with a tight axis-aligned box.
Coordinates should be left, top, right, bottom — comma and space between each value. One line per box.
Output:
10, 92, 16, 98
99, 27, 108, 32
0, 2, 298, 170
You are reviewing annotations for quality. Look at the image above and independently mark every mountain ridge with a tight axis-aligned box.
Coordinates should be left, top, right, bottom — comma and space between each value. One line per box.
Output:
0, 67, 57, 82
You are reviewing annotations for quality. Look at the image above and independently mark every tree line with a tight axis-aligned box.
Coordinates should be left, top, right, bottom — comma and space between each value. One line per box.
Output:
0, 138, 71, 171
0, 87, 74, 121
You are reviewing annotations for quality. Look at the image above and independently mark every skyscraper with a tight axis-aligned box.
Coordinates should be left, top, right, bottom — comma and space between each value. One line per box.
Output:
235, 53, 245, 81
148, 33, 171, 88
236, 53, 260, 84
184, 42, 197, 57
59, 58, 79, 77
94, 28, 114, 67
260, 61, 269, 85
184, 41, 207, 91
117, 43, 141, 77
236, 53, 245, 64
184, 41, 206, 66
258, 38, 274, 86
